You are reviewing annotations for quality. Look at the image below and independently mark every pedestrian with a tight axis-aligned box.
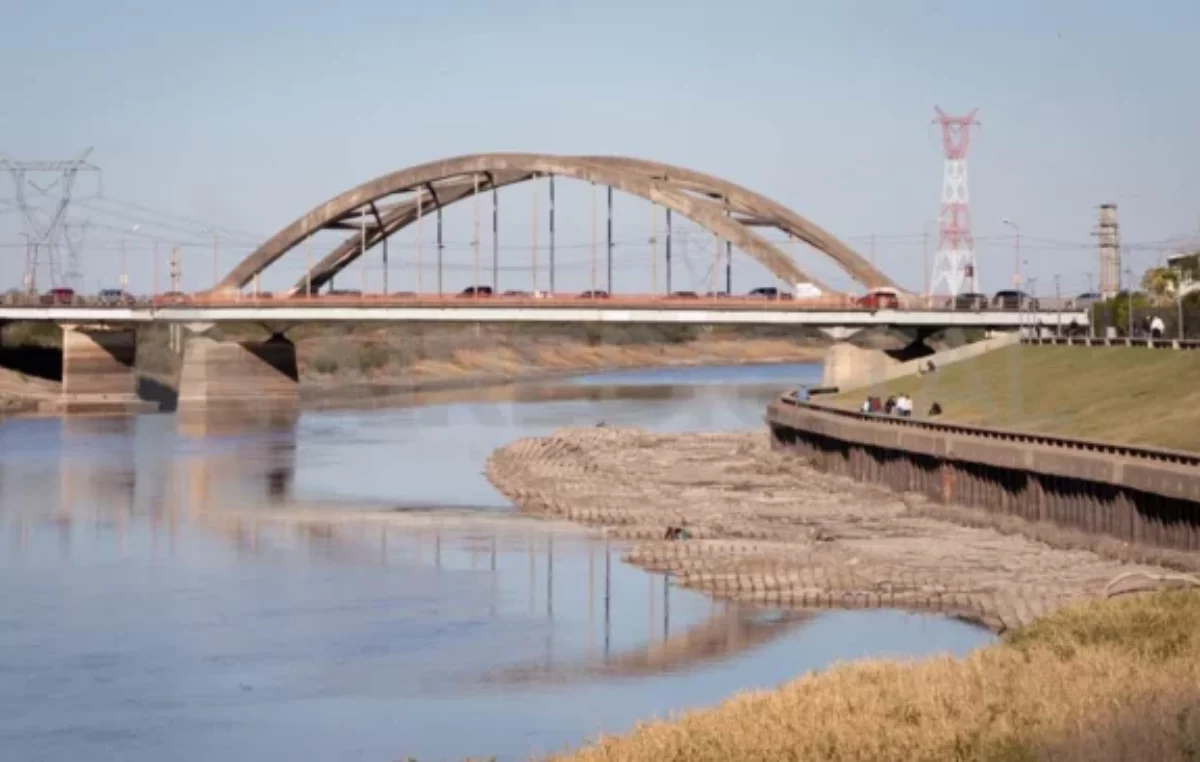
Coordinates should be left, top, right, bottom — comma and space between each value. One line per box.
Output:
1151, 315, 1165, 340
885, 396, 897, 415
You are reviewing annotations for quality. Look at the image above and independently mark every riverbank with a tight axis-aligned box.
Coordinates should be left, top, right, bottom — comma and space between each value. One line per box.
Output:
487, 428, 1200, 759
0, 322, 828, 414
548, 589, 1200, 761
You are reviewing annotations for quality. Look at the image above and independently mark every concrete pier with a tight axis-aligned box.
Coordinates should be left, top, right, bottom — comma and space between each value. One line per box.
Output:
177, 332, 299, 417
57, 325, 148, 413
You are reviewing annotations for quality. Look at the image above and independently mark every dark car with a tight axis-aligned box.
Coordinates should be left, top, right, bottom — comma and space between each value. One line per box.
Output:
459, 285, 494, 297
327, 289, 363, 297
991, 290, 1039, 310
947, 292, 988, 310
670, 290, 699, 299
578, 289, 610, 299
98, 288, 134, 305
747, 286, 793, 300
502, 289, 531, 297
40, 287, 76, 306
704, 290, 731, 298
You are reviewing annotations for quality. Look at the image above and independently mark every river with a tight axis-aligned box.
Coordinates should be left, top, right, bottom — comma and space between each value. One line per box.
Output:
0, 363, 992, 761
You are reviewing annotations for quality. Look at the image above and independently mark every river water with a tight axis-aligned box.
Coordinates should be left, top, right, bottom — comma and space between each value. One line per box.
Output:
0, 363, 992, 761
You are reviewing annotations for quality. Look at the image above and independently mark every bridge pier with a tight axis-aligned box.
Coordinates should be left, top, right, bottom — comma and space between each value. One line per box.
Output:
176, 325, 299, 418
56, 325, 151, 414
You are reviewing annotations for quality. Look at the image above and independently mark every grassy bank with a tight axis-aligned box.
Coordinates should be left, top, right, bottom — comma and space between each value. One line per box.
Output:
546, 589, 1200, 762
830, 345, 1200, 452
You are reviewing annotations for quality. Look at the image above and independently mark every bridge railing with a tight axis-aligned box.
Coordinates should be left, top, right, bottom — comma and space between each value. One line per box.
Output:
776, 394, 1200, 467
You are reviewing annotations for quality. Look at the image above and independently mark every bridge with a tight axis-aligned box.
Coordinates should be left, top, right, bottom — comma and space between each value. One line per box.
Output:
1, 152, 1088, 415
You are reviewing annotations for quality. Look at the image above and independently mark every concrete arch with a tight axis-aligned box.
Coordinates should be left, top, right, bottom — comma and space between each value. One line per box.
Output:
215, 153, 887, 295
578, 157, 898, 291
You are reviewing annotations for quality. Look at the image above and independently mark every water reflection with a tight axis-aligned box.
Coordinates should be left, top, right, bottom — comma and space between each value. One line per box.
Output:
0, 365, 995, 762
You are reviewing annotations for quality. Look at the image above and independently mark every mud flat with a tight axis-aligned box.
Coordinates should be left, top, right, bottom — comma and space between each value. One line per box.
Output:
486, 428, 1191, 632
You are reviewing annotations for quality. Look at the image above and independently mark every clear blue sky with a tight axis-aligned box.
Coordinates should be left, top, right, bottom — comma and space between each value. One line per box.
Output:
2, 0, 1198, 295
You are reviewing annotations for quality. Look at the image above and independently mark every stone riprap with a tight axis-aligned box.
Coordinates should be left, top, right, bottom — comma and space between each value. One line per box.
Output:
486, 427, 1179, 632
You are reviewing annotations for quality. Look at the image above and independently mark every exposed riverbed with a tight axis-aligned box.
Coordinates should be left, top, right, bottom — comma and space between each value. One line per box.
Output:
0, 363, 992, 761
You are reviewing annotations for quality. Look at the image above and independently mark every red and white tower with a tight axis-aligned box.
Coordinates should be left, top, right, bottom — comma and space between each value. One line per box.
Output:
931, 107, 981, 295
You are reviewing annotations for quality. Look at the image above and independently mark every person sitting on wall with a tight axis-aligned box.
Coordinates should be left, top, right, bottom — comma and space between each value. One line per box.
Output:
869, 396, 883, 413
928, 401, 943, 416
895, 394, 913, 417
861, 398, 871, 413
884, 396, 897, 415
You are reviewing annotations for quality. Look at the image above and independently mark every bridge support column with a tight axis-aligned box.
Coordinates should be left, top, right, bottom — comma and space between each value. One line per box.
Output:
57, 324, 151, 414
176, 325, 299, 418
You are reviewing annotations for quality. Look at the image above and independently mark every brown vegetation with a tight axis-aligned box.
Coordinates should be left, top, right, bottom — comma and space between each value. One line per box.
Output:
547, 590, 1200, 762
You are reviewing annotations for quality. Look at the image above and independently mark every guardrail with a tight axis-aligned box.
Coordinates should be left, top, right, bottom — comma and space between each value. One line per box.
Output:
1021, 336, 1200, 350
0, 292, 1093, 314
778, 394, 1200, 467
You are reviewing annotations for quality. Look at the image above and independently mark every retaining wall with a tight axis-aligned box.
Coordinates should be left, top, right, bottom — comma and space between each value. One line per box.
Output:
767, 398, 1200, 552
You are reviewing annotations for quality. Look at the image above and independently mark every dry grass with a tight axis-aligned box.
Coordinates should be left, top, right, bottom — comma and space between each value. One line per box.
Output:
830, 345, 1200, 452
547, 590, 1200, 762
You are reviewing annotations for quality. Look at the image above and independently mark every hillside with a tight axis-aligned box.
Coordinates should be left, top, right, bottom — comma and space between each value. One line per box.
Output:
830, 345, 1200, 452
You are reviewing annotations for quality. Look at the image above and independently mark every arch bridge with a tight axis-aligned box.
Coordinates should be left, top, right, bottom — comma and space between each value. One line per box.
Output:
213, 154, 900, 297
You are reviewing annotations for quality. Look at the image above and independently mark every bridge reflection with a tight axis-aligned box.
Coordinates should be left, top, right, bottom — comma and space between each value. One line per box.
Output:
1, 409, 815, 685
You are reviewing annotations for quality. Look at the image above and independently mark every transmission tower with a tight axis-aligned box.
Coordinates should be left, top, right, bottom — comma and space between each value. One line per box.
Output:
0, 148, 101, 292
930, 108, 980, 296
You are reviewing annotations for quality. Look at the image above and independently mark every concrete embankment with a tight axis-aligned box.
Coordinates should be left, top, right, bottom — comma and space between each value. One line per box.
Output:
486, 427, 1184, 632
821, 331, 1019, 391
767, 399, 1200, 554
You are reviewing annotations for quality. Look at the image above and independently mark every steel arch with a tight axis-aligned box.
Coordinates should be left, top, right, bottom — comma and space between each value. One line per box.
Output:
214, 153, 894, 295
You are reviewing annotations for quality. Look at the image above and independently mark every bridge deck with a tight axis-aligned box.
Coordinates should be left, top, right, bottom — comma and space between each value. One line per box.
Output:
0, 296, 1088, 327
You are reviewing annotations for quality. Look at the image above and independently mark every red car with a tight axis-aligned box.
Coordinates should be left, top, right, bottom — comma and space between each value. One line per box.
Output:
855, 288, 900, 310
40, 287, 76, 306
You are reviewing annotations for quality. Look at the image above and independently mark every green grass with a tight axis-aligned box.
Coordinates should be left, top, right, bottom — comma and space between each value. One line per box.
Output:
830, 345, 1200, 452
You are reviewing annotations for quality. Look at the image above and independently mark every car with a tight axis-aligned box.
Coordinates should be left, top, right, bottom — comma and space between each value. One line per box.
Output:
747, 286, 793, 300
670, 290, 699, 299
459, 285, 494, 297
502, 289, 531, 297
158, 290, 187, 304
251, 291, 274, 299
1069, 292, 1103, 309
947, 292, 988, 310
855, 288, 900, 310
991, 290, 1039, 310
578, 289, 610, 299
704, 290, 731, 298
327, 289, 362, 297
97, 288, 134, 305
40, 287, 76, 306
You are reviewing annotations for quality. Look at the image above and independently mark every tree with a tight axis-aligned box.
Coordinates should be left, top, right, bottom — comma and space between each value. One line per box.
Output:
1141, 266, 1179, 305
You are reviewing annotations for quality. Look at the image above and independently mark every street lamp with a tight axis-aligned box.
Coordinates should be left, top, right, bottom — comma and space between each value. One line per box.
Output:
18, 232, 33, 295
121, 225, 139, 290
1124, 267, 1134, 338
921, 219, 938, 306
1001, 219, 1021, 287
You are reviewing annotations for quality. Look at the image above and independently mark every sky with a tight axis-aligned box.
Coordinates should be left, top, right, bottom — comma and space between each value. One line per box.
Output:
2, 0, 1198, 296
